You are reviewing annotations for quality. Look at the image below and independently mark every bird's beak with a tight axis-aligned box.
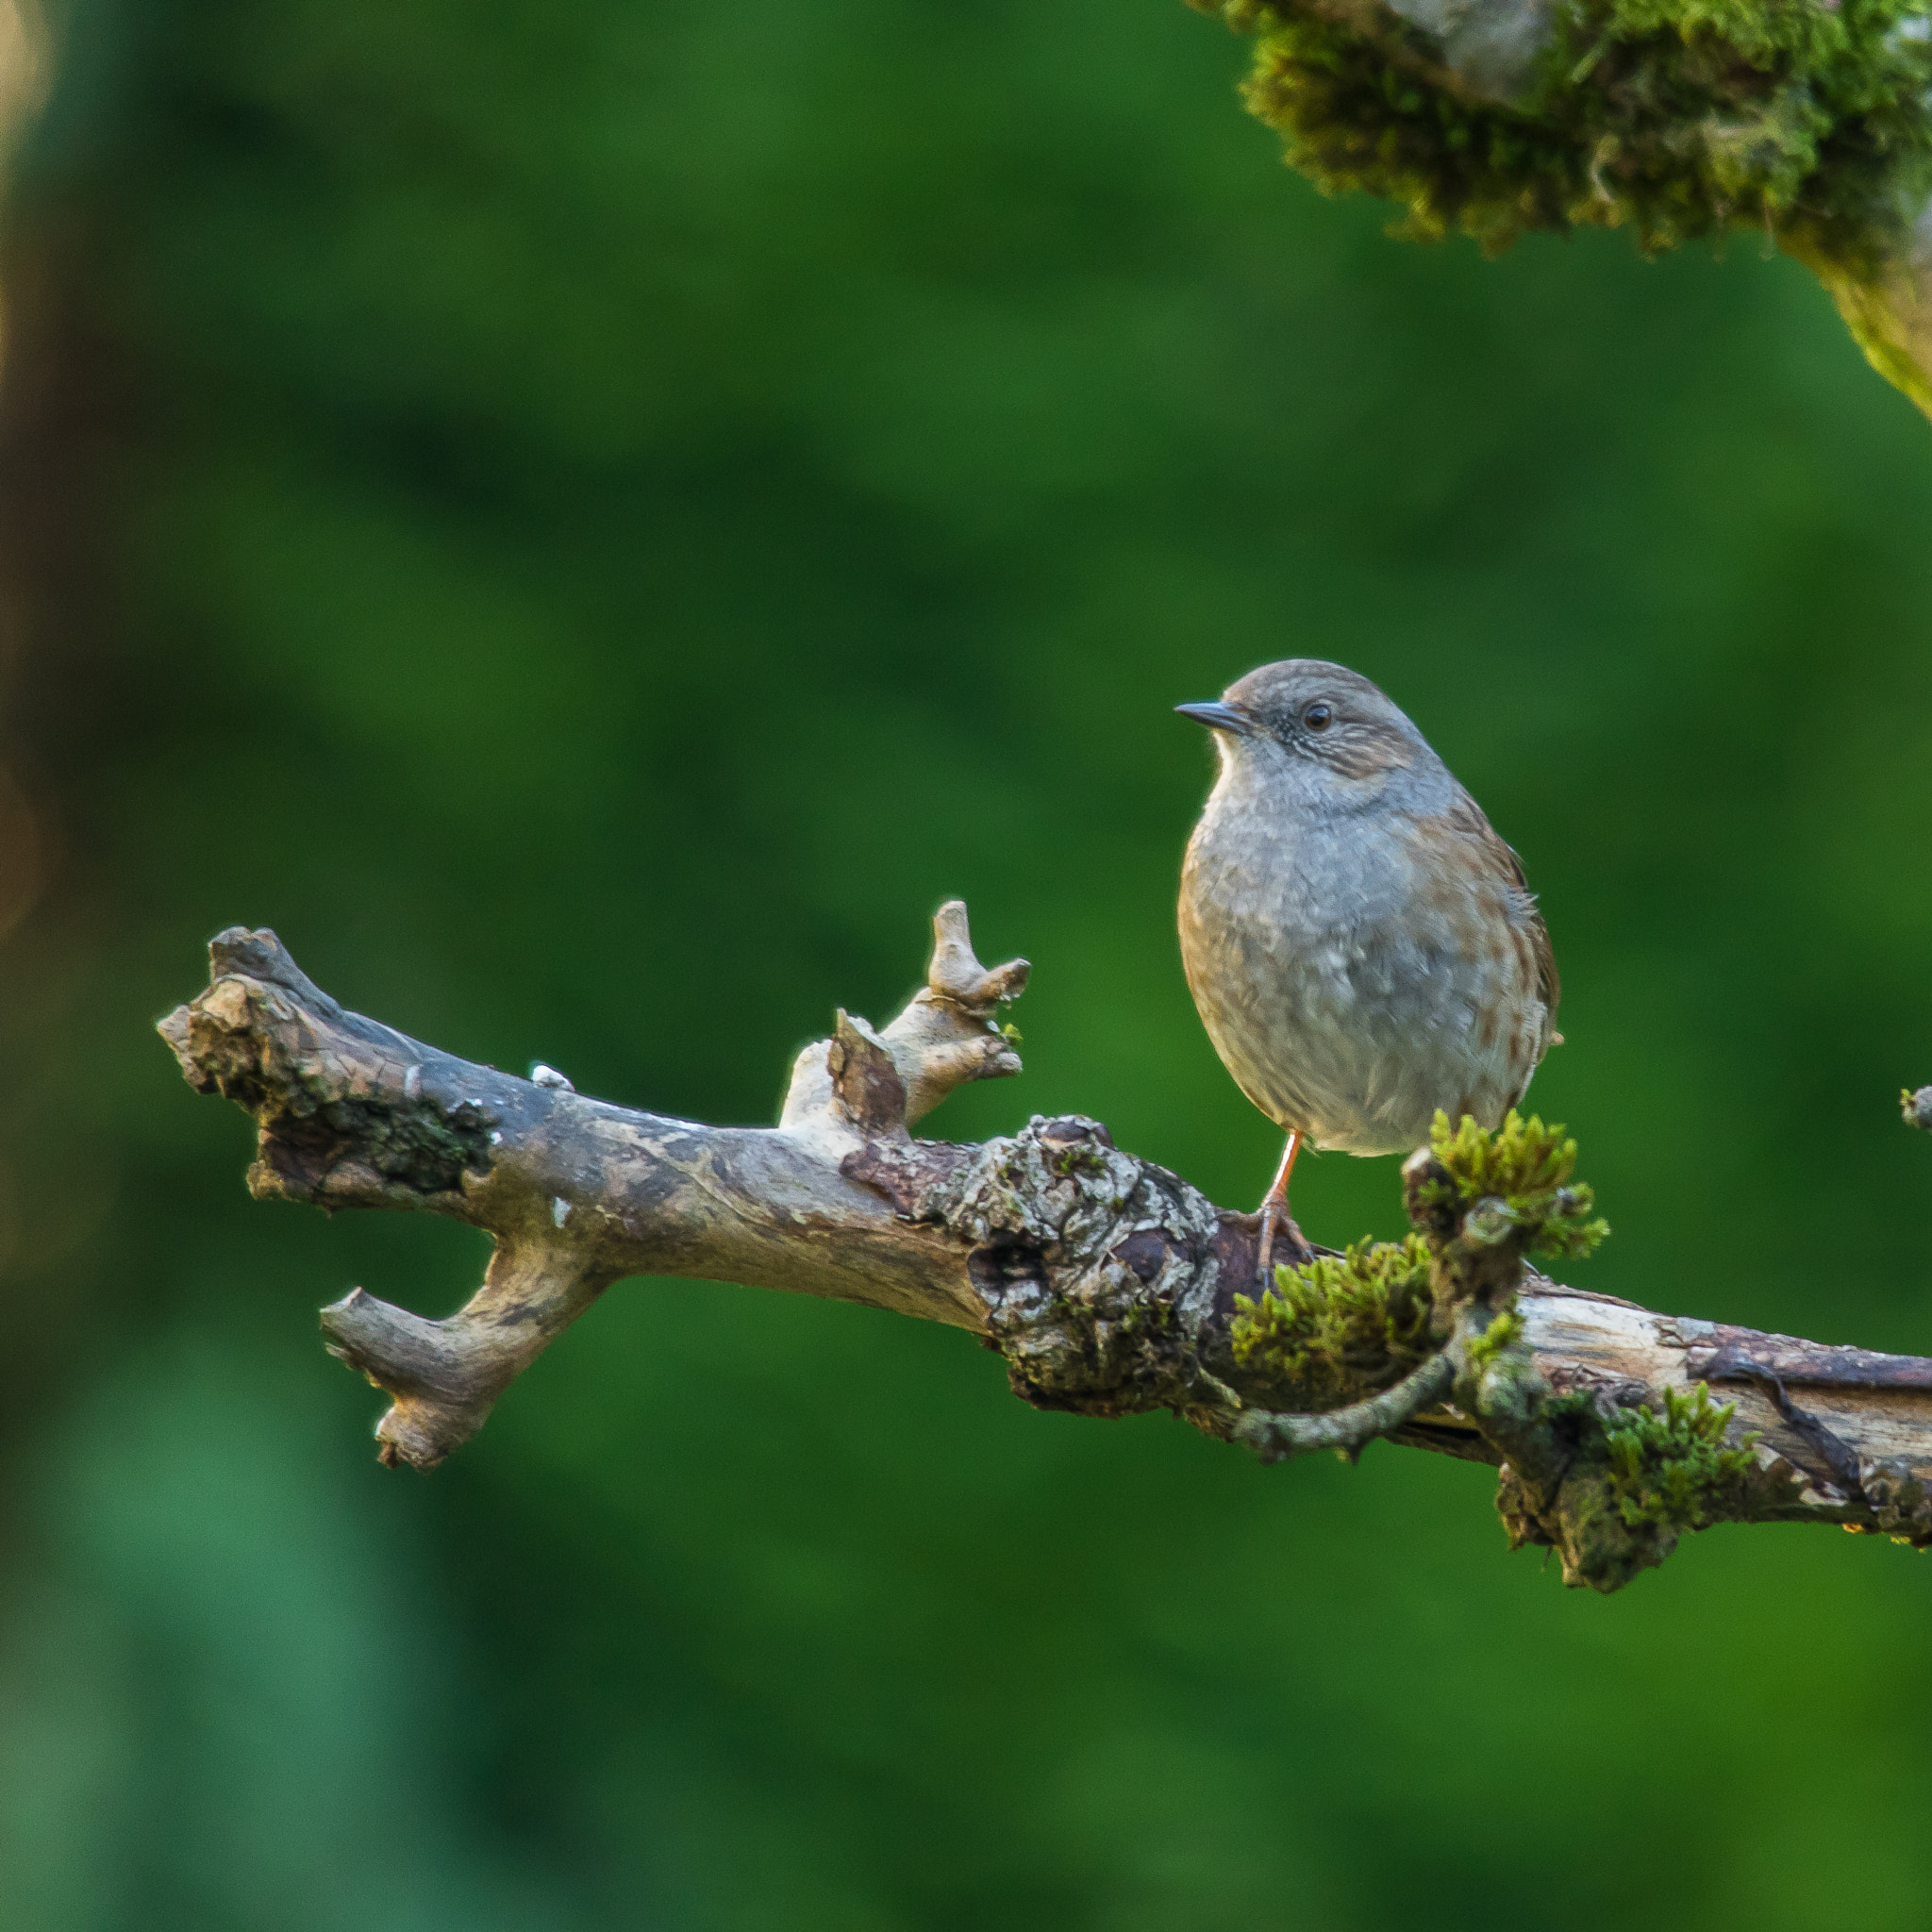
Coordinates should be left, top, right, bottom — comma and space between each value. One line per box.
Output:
1174, 701, 1253, 736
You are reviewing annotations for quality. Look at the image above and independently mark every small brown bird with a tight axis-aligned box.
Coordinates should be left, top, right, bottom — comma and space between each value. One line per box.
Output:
1177, 659, 1558, 1278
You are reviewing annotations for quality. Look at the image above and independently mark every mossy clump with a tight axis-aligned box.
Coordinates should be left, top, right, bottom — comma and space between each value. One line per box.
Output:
1413, 1108, 1610, 1261
1231, 1233, 1436, 1405
1601, 1381, 1758, 1528
1194, 0, 1932, 266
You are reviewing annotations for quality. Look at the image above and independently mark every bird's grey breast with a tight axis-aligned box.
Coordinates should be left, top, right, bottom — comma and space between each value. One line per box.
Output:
1179, 758, 1541, 1154
1181, 773, 1415, 1141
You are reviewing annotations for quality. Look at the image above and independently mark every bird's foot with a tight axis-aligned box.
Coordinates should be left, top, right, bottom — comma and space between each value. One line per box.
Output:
1257, 1197, 1314, 1287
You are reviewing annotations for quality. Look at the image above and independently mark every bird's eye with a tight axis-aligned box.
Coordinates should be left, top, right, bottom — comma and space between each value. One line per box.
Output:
1303, 703, 1333, 732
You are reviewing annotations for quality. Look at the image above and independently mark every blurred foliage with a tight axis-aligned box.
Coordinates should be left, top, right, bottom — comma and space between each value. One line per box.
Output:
2, 0, 1932, 1926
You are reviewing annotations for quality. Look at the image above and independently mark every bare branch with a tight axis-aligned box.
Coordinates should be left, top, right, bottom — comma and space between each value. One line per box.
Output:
158, 906, 1932, 1588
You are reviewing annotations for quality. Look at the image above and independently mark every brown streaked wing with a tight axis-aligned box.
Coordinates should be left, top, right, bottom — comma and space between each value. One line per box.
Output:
1441, 790, 1560, 1038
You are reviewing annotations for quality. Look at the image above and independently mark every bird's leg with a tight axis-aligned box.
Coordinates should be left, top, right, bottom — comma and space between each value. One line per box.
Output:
1256, 1129, 1312, 1285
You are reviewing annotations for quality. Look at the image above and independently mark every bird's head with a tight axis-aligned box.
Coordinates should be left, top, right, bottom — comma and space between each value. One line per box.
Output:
1176, 659, 1437, 801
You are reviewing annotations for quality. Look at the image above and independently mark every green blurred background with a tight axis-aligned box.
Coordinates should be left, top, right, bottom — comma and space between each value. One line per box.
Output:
3, 0, 1932, 1925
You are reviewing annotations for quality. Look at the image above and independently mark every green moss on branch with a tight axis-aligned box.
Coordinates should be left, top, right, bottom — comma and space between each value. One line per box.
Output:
1192, 0, 1932, 269
1403, 1109, 1608, 1310
1231, 1233, 1435, 1405
1497, 1381, 1768, 1590
1231, 1113, 1603, 1470
1602, 1381, 1759, 1528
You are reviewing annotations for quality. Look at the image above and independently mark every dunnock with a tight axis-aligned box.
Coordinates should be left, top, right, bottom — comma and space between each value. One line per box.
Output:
1176, 659, 1558, 1277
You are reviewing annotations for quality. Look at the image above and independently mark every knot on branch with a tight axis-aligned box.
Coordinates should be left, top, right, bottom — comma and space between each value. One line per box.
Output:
890, 1115, 1232, 1421
925, 899, 1030, 1011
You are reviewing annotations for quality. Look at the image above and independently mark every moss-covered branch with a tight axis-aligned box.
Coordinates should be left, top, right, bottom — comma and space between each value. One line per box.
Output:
160, 908, 1932, 1592
1190, 0, 1932, 419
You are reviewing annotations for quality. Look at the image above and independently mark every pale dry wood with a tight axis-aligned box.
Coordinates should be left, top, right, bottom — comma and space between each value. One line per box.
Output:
158, 906, 1932, 1583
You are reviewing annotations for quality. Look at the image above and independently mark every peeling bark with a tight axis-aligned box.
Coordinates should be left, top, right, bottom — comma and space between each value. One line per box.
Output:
160, 905, 1932, 1585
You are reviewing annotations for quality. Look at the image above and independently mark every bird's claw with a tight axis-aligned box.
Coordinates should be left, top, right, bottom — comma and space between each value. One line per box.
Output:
1257, 1199, 1314, 1287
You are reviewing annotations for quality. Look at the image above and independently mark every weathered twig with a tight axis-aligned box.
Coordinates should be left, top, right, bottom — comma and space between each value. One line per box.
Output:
159, 905, 1932, 1588
1235, 1342, 1459, 1461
